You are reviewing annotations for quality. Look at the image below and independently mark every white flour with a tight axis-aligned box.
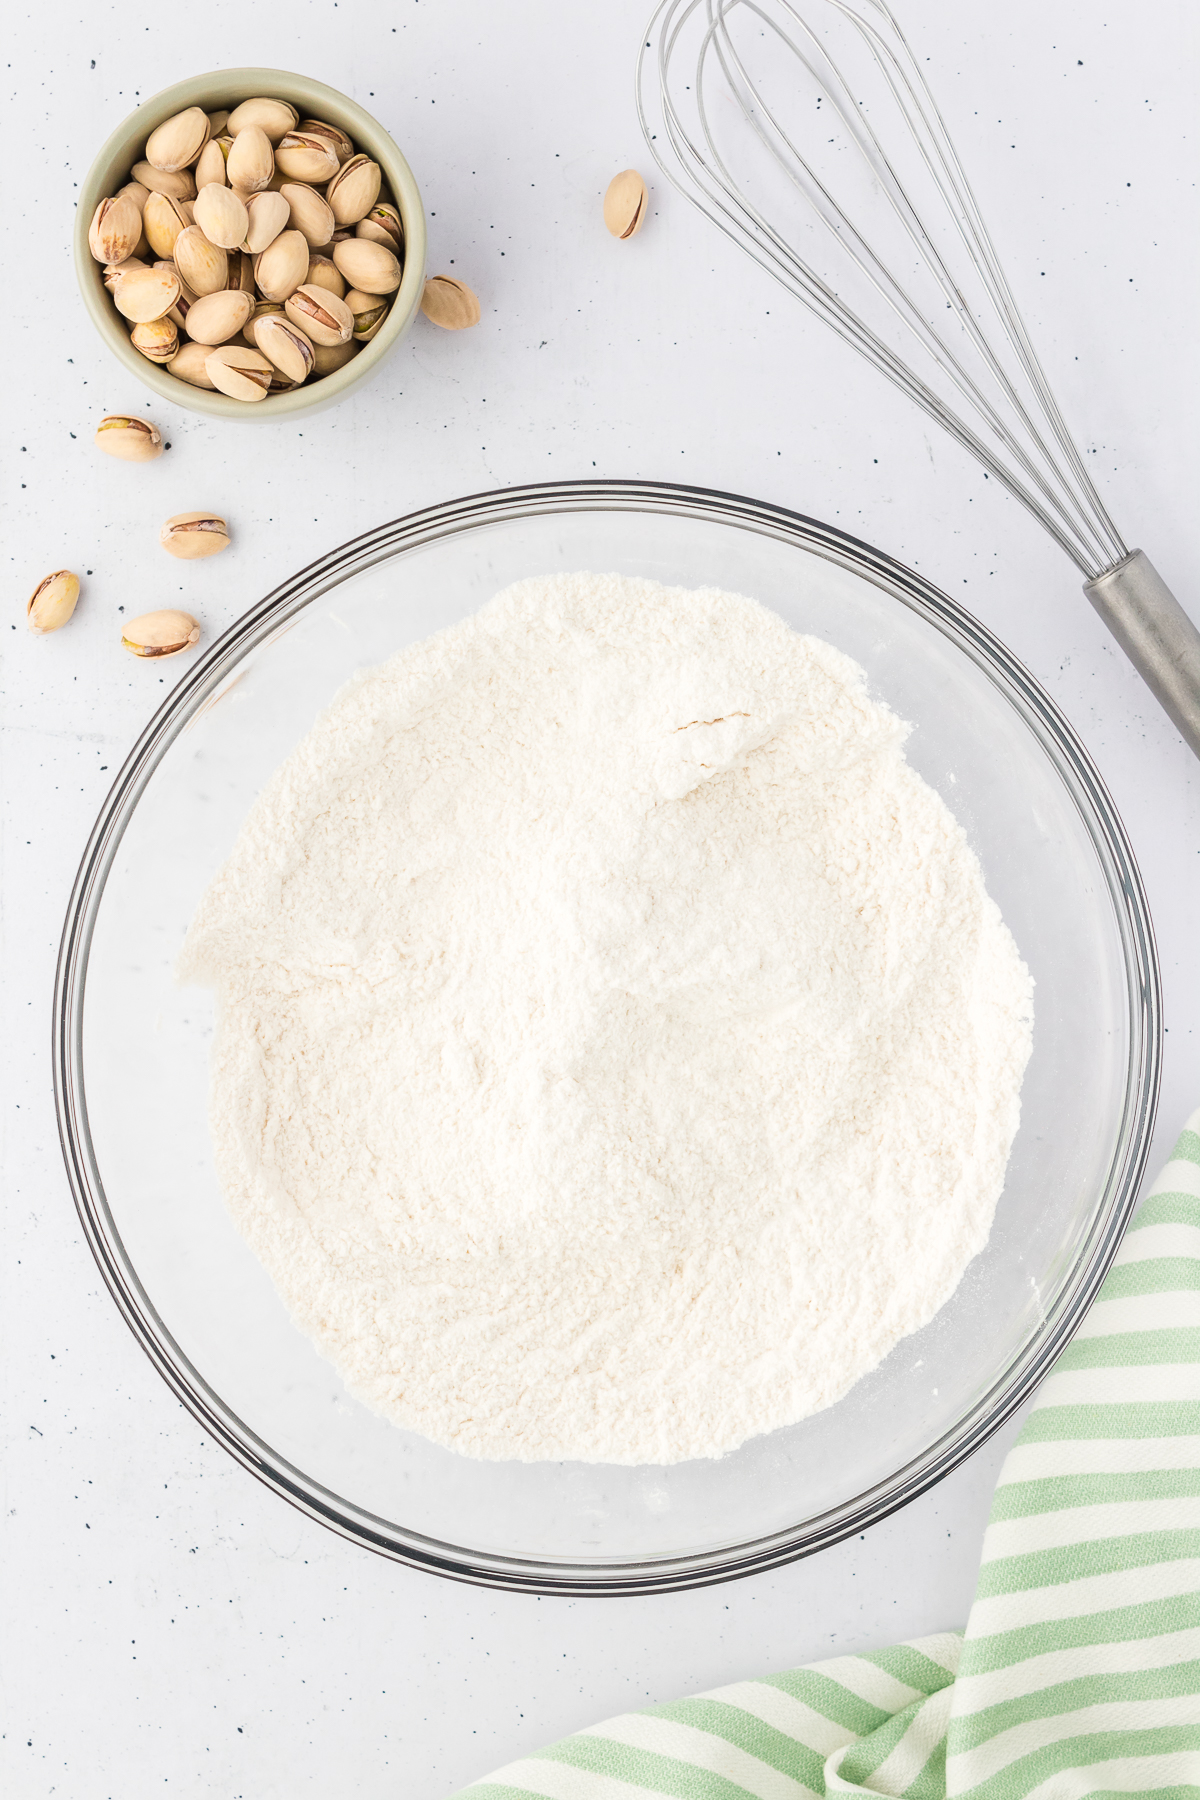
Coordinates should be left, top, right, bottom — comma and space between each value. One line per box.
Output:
179, 572, 1033, 1465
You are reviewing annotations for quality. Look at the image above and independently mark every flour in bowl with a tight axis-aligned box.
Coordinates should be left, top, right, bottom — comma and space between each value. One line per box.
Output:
178, 571, 1033, 1465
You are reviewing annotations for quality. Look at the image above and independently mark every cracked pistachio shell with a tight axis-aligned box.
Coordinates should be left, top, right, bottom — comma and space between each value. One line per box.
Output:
145, 107, 211, 173
184, 288, 254, 346
356, 202, 404, 252
345, 287, 388, 342
242, 189, 291, 254
332, 236, 401, 295
193, 183, 249, 251
305, 254, 345, 298
94, 415, 163, 461
131, 161, 196, 201
167, 340, 217, 388
226, 250, 257, 294
104, 255, 147, 293
253, 228, 309, 302
298, 117, 354, 163
156, 259, 198, 327
143, 191, 191, 259
326, 153, 381, 226
117, 180, 151, 214
194, 137, 229, 189
122, 608, 201, 658
27, 570, 80, 635
420, 274, 481, 330
173, 225, 228, 297
274, 131, 339, 184
226, 125, 274, 194
255, 313, 316, 383
279, 181, 335, 248
114, 264, 180, 323
89, 193, 143, 264
131, 315, 179, 362
603, 168, 648, 238
160, 511, 230, 559
311, 337, 360, 376
283, 283, 353, 347
227, 97, 298, 142
205, 344, 273, 401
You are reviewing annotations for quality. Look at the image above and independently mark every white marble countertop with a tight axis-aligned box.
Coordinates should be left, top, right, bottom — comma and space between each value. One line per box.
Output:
3, 1, 1198, 1794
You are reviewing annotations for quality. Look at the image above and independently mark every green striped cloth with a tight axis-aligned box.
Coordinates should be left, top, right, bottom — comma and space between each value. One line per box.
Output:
456, 1110, 1200, 1800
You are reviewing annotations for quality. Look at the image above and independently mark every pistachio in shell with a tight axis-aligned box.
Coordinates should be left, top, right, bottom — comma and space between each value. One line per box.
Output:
205, 344, 273, 401
332, 236, 401, 295
88, 193, 143, 264
274, 131, 340, 185
194, 137, 229, 189
156, 259, 198, 327
226, 124, 274, 194
298, 117, 354, 163
253, 228, 310, 302
145, 107, 211, 173
117, 180, 151, 214
122, 609, 201, 658
283, 283, 354, 347
311, 337, 360, 376
603, 169, 648, 239
184, 288, 254, 346
193, 183, 249, 251
206, 109, 230, 137
356, 202, 404, 253
114, 264, 181, 323
326, 153, 381, 226
227, 97, 299, 142
255, 313, 316, 384
103, 255, 147, 294
94, 416, 163, 462
166, 341, 217, 389
173, 225, 229, 297
160, 511, 230, 560
279, 181, 335, 249
142, 191, 191, 259
131, 316, 179, 363
131, 161, 196, 201
420, 274, 481, 330
305, 254, 345, 298
242, 189, 291, 254
27, 570, 81, 635
344, 288, 388, 342
244, 300, 286, 347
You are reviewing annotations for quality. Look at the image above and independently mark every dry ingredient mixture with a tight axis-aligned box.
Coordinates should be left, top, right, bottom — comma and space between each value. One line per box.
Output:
179, 572, 1033, 1465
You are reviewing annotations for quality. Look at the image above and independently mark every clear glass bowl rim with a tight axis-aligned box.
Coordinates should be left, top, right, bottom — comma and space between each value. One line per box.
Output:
53, 479, 1162, 1595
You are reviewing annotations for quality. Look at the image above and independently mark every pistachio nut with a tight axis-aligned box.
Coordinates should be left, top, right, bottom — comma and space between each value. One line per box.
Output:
344, 287, 388, 342
193, 183, 249, 251
206, 108, 230, 137
311, 337, 360, 376
205, 344, 273, 401
131, 316, 179, 362
27, 570, 81, 635
279, 181, 335, 248
156, 259, 198, 326
227, 97, 299, 142
103, 255, 147, 293
227, 250, 257, 294
194, 136, 230, 189
226, 125, 274, 193
242, 189, 291, 254
166, 341, 217, 389
298, 117, 354, 163
419, 274, 481, 330
122, 609, 201, 658
326, 153, 381, 226
253, 228, 309, 302
283, 283, 354, 346
131, 161, 196, 201
253, 313, 316, 383
184, 288, 254, 346
244, 300, 285, 347
114, 263, 181, 323
603, 168, 648, 239
305, 254, 345, 298
265, 364, 300, 394
145, 106, 211, 173
94, 415, 164, 462
160, 511, 231, 560
274, 131, 340, 184
117, 180, 151, 213
332, 236, 401, 295
88, 193, 143, 264
356, 202, 404, 252
142, 191, 191, 259
173, 225, 229, 296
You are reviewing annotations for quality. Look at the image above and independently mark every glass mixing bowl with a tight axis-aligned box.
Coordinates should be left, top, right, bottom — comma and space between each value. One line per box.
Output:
54, 481, 1161, 1593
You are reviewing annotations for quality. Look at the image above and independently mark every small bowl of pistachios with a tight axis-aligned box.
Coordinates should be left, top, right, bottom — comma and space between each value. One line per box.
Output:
76, 68, 427, 419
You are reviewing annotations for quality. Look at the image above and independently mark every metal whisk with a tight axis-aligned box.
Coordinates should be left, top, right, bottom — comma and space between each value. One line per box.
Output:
636, 0, 1200, 756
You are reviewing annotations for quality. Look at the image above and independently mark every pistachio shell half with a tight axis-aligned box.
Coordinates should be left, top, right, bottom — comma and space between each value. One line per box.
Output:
603, 169, 648, 239
226, 125, 274, 193
94, 416, 164, 462
344, 288, 388, 341
420, 274, 481, 330
122, 609, 201, 658
143, 192, 191, 259
145, 107, 211, 173
131, 161, 197, 201
167, 341, 218, 389
326, 153, 381, 226
160, 511, 231, 560
279, 181, 335, 248
205, 344, 273, 401
242, 189, 291, 254
227, 97, 299, 142
27, 570, 80, 635
184, 288, 254, 346
88, 194, 143, 264
332, 237, 401, 295
173, 225, 229, 297
193, 183, 249, 250
283, 283, 354, 346
253, 228, 310, 302
274, 131, 340, 184
114, 264, 181, 323
131, 316, 179, 362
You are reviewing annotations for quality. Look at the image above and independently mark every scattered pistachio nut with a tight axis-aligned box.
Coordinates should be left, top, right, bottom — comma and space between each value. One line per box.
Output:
88, 194, 143, 264
205, 343, 273, 401
160, 511, 231, 560
166, 341, 217, 388
242, 189, 291, 254
326, 153, 381, 226
27, 570, 81, 635
255, 313, 317, 382
193, 183, 249, 251
603, 169, 649, 239
131, 316, 179, 363
356, 203, 404, 252
279, 181, 335, 248
420, 274, 481, 330
305, 254, 345, 298
254, 228, 310, 302
332, 236, 401, 295
345, 288, 388, 342
122, 608, 201, 658
274, 130, 339, 184
114, 264, 181, 323
174, 224, 229, 296
145, 107, 211, 174
184, 288, 254, 345
227, 97, 299, 142
283, 283, 354, 346
94, 415, 164, 461
226, 124, 275, 193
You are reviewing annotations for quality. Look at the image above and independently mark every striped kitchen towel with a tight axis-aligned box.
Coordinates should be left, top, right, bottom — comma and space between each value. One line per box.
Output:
455, 1109, 1200, 1800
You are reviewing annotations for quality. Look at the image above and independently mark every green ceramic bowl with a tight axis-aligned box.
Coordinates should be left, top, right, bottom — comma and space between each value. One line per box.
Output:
75, 68, 427, 421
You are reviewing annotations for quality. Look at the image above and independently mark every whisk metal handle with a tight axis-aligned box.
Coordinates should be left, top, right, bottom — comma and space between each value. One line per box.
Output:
1083, 552, 1200, 759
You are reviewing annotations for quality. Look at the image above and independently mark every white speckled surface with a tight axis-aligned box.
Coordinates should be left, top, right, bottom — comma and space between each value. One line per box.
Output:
2, 1, 1197, 1795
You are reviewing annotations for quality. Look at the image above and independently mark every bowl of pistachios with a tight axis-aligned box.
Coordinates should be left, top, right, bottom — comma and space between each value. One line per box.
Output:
76, 68, 427, 419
